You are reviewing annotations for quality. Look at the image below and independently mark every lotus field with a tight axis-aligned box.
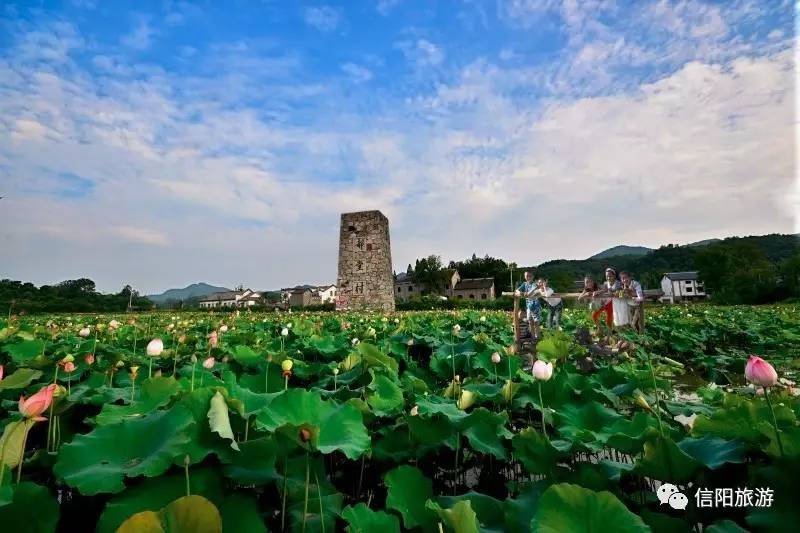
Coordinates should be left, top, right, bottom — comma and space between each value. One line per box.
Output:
0, 305, 798, 532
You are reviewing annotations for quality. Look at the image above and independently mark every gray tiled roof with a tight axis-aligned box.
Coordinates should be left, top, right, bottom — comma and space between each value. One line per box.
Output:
664, 271, 699, 281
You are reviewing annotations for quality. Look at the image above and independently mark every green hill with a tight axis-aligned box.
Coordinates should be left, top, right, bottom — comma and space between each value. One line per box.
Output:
589, 245, 652, 260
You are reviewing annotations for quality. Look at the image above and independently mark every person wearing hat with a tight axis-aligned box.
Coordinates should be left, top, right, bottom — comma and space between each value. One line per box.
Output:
591, 267, 621, 332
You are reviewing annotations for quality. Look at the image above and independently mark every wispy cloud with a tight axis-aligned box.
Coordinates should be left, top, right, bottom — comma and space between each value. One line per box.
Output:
304, 6, 341, 32
396, 38, 444, 67
341, 62, 373, 83
120, 19, 154, 50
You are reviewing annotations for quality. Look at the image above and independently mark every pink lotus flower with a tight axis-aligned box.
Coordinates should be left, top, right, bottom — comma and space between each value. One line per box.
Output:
203, 357, 215, 369
84, 354, 95, 365
63, 361, 76, 373
532, 360, 553, 381
209, 332, 219, 348
745, 355, 778, 388
0, 365, 4, 381
491, 352, 501, 364
19, 384, 57, 421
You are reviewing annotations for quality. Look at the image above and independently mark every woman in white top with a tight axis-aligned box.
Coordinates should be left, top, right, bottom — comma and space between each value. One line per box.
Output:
533, 278, 563, 329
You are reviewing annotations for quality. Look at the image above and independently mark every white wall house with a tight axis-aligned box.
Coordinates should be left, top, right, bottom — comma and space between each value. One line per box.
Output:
317, 285, 337, 303
199, 289, 262, 308
660, 272, 707, 303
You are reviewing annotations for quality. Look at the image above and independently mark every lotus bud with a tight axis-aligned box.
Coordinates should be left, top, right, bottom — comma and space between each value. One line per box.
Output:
79, 327, 91, 337
394, 318, 399, 323
457, 390, 475, 410
332, 368, 339, 376
745, 355, 778, 388
452, 324, 461, 333
634, 393, 652, 412
190, 354, 198, 364
300, 428, 311, 442
410, 405, 419, 416
115, 360, 125, 368
454, 374, 460, 383
532, 360, 553, 381
281, 328, 289, 337
407, 338, 414, 346
146, 338, 164, 357
286, 323, 293, 329
491, 352, 501, 364
0, 365, 3, 381
219, 325, 228, 333
352, 338, 359, 346
281, 359, 293, 372
367, 327, 376, 337
178, 334, 186, 344
19, 384, 57, 420
109, 319, 120, 329
203, 357, 215, 369
501, 380, 515, 403
63, 361, 76, 373
480, 316, 486, 322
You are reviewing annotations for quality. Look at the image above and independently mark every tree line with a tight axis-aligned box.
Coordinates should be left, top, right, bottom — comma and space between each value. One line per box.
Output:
0, 278, 153, 315
402, 233, 800, 305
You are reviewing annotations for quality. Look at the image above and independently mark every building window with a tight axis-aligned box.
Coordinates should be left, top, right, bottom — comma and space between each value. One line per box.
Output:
481, 294, 487, 299
397, 287, 401, 293
409, 286, 413, 291
457, 295, 463, 299
469, 294, 475, 299
686, 287, 693, 293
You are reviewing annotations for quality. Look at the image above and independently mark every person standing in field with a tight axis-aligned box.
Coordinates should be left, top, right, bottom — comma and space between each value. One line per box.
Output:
592, 267, 621, 333
515, 271, 542, 339
620, 271, 645, 332
536, 278, 563, 329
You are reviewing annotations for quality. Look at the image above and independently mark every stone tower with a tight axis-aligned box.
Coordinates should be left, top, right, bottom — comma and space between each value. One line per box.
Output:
336, 210, 395, 312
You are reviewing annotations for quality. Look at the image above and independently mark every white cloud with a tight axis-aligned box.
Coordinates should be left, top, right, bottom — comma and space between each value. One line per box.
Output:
304, 6, 341, 32
376, 0, 401, 16
341, 62, 373, 83
112, 226, 170, 246
396, 38, 444, 67
120, 19, 154, 50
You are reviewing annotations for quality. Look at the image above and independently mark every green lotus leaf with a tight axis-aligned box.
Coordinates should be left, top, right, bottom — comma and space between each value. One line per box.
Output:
222, 372, 271, 416
437, 492, 504, 531
230, 345, 262, 367
4, 340, 46, 365
676, 436, 745, 469
512, 427, 569, 475
208, 391, 239, 451
356, 342, 399, 374
54, 406, 194, 495
605, 412, 662, 455
706, 520, 749, 533
384, 465, 437, 531
341, 503, 401, 533
95, 376, 182, 426
220, 437, 277, 485
175, 388, 229, 464
415, 395, 469, 423
116, 495, 222, 533
639, 510, 692, 533
692, 394, 795, 445
408, 414, 458, 448
426, 500, 480, 533
0, 419, 36, 468
531, 483, 649, 533
460, 408, 512, 460
255, 389, 369, 459
0, 368, 43, 390
503, 482, 547, 533
555, 401, 625, 450
635, 436, 701, 483
0, 482, 60, 533
535, 331, 573, 362
371, 425, 415, 462
746, 459, 800, 531
367, 373, 404, 416
219, 494, 267, 533
97, 468, 224, 533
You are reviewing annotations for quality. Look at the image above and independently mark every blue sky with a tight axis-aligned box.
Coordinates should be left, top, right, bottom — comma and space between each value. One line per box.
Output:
0, 0, 796, 293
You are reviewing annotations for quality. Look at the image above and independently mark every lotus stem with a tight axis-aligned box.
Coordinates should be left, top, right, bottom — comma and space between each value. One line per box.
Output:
450, 333, 456, 402
764, 388, 785, 458
284, 375, 289, 390
303, 451, 310, 533
16, 422, 31, 484
314, 471, 326, 533
538, 382, 547, 438
184, 455, 191, 496
265, 361, 270, 393
131, 376, 136, 403
46, 365, 59, 451
281, 457, 288, 531
148, 357, 153, 379
243, 416, 250, 442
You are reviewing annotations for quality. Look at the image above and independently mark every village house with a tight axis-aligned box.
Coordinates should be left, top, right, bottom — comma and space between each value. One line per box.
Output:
280, 284, 337, 307
660, 271, 707, 303
198, 289, 262, 308
394, 269, 496, 301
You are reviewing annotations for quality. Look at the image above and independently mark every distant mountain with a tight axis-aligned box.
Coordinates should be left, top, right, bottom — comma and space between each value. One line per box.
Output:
687, 238, 721, 247
147, 283, 230, 303
589, 245, 653, 260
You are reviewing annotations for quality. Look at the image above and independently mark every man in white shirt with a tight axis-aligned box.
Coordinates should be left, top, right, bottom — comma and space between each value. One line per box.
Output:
536, 278, 563, 329
620, 271, 645, 332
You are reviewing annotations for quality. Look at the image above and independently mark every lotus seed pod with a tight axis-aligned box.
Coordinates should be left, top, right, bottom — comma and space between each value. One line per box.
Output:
281, 359, 293, 372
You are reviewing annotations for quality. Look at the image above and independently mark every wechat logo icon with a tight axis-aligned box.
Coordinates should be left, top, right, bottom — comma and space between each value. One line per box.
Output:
657, 483, 688, 510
